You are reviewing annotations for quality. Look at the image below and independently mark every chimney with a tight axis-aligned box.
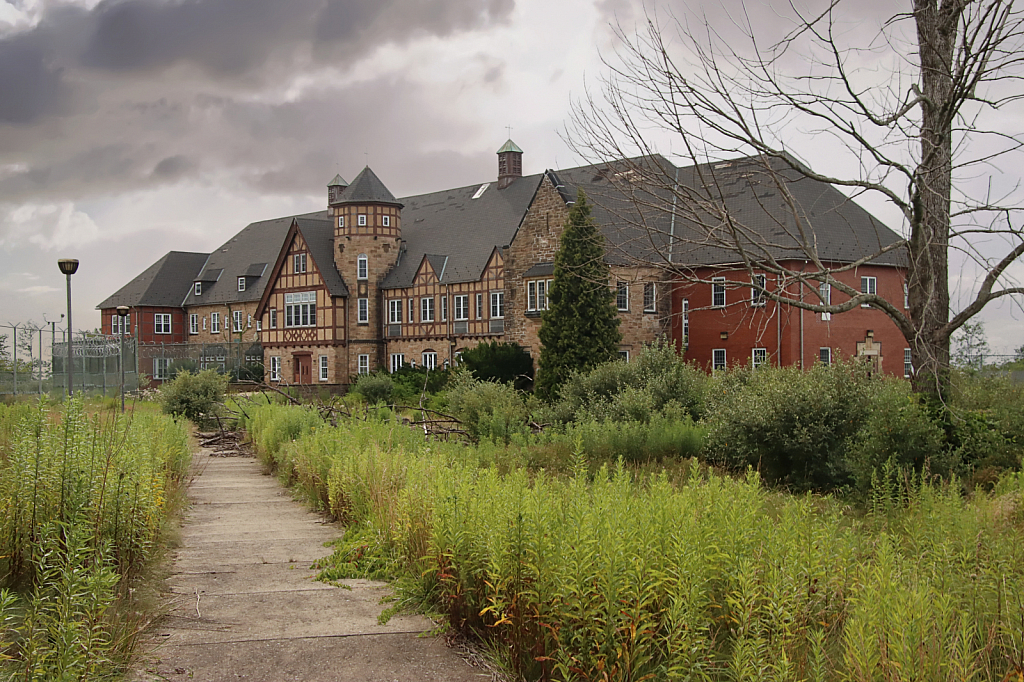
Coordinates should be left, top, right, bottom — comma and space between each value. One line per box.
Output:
496, 139, 523, 189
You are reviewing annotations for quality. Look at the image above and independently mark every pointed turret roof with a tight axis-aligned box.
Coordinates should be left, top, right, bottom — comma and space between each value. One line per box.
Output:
338, 166, 402, 206
497, 139, 523, 154
327, 174, 348, 187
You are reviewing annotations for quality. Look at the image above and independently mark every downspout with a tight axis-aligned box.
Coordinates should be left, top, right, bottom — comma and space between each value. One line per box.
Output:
438, 256, 452, 367
799, 261, 806, 369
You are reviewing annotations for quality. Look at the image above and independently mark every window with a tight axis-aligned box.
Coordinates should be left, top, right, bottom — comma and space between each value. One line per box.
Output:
682, 299, 689, 346
233, 310, 243, 332
293, 253, 307, 273
382, 215, 390, 227
904, 348, 913, 378
357, 255, 368, 280
422, 351, 437, 370
358, 214, 367, 226
490, 291, 504, 318
390, 353, 405, 373
618, 350, 630, 361
751, 275, 766, 307
358, 354, 370, 375
820, 282, 832, 321
752, 348, 767, 369
194, 282, 202, 296
256, 320, 261, 331
211, 312, 220, 333
319, 355, 329, 382
338, 216, 344, 228
358, 298, 368, 324
238, 277, 246, 292
820, 347, 832, 366
713, 349, 727, 371
203, 316, 207, 331
155, 314, 171, 334
388, 299, 402, 324
113, 314, 130, 335
270, 356, 281, 381
154, 358, 169, 380
409, 298, 416, 323
189, 314, 199, 335
904, 282, 909, 309
285, 291, 317, 327
269, 309, 277, 329
441, 296, 448, 321
616, 282, 629, 311
861, 276, 876, 307
454, 295, 469, 320
643, 282, 657, 313
421, 297, 434, 322
528, 280, 551, 312
712, 277, 726, 307
476, 293, 484, 319
247, 314, 252, 328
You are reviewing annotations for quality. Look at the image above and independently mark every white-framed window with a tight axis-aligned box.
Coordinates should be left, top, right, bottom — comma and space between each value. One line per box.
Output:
294, 253, 307, 273
820, 347, 832, 366
357, 298, 368, 324
618, 350, 630, 361
247, 314, 252, 328
616, 281, 629, 311
682, 298, 690, 345
421, 297, 435, 322
319, 355, 329, 382
358, 354, 370, 375
189, 314, 199, 335
256, 320, 261, 332
270, 356, 281, 381
475, 293, 484, 318
233, 310, 243, 332
751, 275, 766, 307
357, 255, 368, 280
358, 214, 367, 226
820, 282, 832, 321
114, 314, 131, 335
390, 353, 404, 373
154, 358, 170, 380
408, 298, 416, 323
422, 351, 437, 370
490, 291, 504, 318
388, 299, 402, 324
202, 316, 207, 331
712, 277, 726, 308
713, 349, 727, 371
194, 281, 202, 296
238, 277, 246, 292
527, 280, 552, 312
454, 295, 469, 320
643, 282, 657, 313
382, 215, 390, 227
155, 313, 171, 334
211, 312, 220, 333
904, 348, 913, 378
441, 296, 448, 321
752, 347, 767, 369
338, 216, 344, 228
904, 282, 909, 309
861, 276, 876, 307
285, 291, 317, 327
269, 309, 277, 329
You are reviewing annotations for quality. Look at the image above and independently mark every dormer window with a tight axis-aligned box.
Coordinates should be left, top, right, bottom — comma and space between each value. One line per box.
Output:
357, 255, 368, 280
338, 216, 344, 228
358, 214, 367, 226
194, 282, 201, 296
238, 277, 246, 292
294, 253, 307, 273
382, 215, 390, 227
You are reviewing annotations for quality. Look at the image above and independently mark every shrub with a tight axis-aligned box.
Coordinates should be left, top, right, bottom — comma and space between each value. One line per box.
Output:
459, 341, 534, 389
158, 369, 229, 425
167, 358, 199, 380
351, 373, 394, 405
388, 364, 450, 404
443, 370, 531, 444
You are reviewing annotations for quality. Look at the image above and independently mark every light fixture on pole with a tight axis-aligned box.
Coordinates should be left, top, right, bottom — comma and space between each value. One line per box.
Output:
57, 258, 79, 398
117, 305, 129, 413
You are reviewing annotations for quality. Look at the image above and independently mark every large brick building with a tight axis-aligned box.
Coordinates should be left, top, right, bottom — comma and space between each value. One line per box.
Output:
99, 139, 911, 386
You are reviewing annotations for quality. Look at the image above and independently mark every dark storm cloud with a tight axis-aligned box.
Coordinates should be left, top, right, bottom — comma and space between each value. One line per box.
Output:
0, 31, 67, 123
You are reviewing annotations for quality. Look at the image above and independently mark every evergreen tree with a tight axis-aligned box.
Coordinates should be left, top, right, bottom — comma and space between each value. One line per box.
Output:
536, 189, 621, 399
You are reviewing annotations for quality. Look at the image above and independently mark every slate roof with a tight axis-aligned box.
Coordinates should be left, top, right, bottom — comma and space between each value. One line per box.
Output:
294, 217, 349, 297
337, 166, 402, 206
97, 251, 209, 309
380, 175, 543, 289
182, 211, 327, 307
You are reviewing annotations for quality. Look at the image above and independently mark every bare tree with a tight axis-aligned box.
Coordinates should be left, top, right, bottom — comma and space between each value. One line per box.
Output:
567, 0, 1024, 401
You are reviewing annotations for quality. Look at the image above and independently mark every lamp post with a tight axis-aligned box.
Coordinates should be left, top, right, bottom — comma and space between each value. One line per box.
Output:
57, 259, 79, 398
117, 305, 128, 413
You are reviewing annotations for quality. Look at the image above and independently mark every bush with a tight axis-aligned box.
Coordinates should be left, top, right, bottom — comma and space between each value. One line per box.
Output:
443, 370, 531, 444
459, 341, 534, 389
167, 358, 199, 380
388, 364, 451, 404
351, 373, 394, 405
158, 369, 229, 425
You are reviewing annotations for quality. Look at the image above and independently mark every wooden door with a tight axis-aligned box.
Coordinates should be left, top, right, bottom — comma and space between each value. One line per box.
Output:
294, 355, 311, 384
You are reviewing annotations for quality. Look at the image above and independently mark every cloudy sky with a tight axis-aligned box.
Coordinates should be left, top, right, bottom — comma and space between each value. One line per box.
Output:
1, 0, 1022, 355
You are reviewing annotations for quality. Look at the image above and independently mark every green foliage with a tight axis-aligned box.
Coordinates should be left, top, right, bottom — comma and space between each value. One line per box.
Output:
166, 358, 199, 380
952, 321, 990, 371
536, 189, 622, 399
351, 373, 394, 405
158, 369, 228, 425
562, 415, 706, 463
459, 341, 534, 389
387, 364, 450, 404
443, 369, 531, 444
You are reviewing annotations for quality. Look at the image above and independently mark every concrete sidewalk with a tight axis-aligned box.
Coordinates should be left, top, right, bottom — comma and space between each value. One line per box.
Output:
130, 450, 491, 682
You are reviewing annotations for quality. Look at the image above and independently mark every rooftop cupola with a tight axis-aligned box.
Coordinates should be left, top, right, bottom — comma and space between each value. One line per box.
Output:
497, 139, 523, 189
327, 174, 349, 206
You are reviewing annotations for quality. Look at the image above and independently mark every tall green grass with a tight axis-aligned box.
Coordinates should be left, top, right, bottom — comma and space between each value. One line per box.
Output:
247, 405, 1024, 682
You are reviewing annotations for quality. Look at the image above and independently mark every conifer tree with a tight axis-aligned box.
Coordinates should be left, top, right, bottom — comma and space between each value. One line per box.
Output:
536, 189, 621, 399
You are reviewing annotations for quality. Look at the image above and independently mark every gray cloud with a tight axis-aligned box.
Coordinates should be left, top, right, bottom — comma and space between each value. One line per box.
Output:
0, 31, 68, 123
